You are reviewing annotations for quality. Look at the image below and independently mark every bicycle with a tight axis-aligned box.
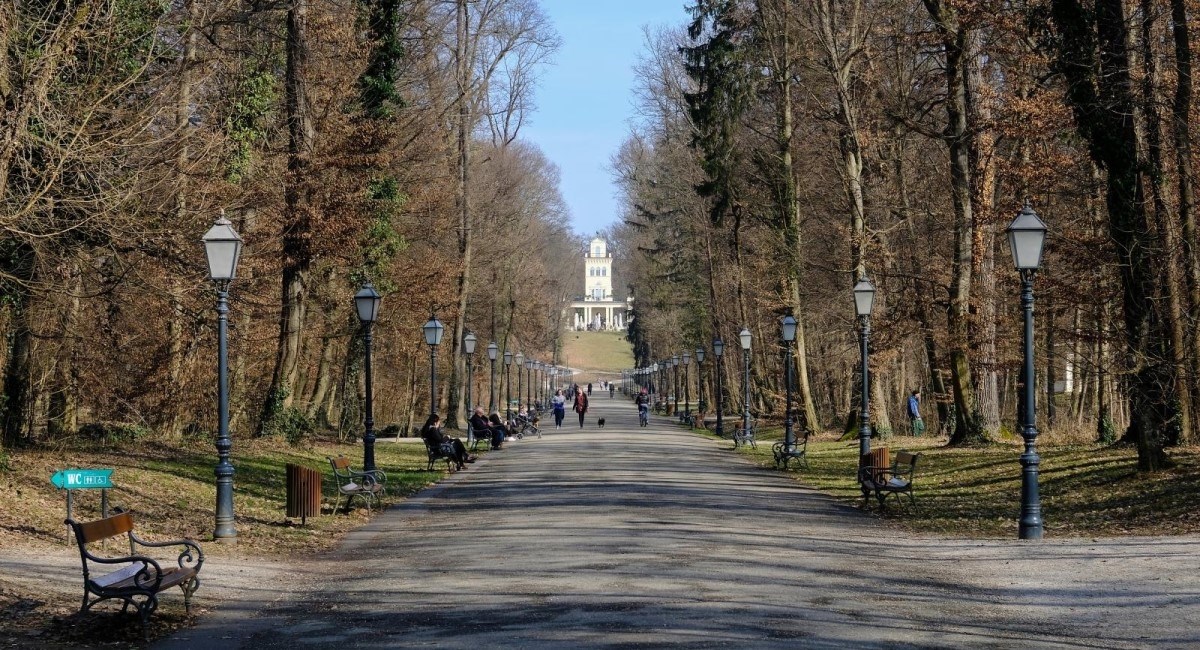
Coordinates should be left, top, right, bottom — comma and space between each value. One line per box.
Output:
638, 404, 650, 427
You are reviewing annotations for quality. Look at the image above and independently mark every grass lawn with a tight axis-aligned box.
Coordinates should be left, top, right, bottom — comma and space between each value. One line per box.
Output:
562, 330, 634, 376
696, 425, 1200, 538
0, 436, 464, 555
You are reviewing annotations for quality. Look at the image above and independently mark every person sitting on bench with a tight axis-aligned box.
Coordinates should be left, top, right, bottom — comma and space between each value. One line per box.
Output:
470, 406, 505, 450
421, 413, 474, 469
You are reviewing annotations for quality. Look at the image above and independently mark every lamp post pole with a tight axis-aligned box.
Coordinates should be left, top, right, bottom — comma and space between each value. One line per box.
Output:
354, 284, 382, 472
1009, 201, 1048, 540
463, 332, 476, 438
526, 360, 533, 409
202, 213, 242, 543
695, 348, 706, 416
713, 339, 725, 438
740, 329, 752, 440
853, 278, 876, 459
504, 350, 513, 421
782, 315, 797, 452
487, 342, 498, 414
683, 352, 691, 421
516, 353, 524, 411
672, 355, 680, 418
214, 283, 235, 540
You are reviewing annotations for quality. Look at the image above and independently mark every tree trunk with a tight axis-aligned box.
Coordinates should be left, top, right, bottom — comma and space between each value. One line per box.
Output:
47, 264, 81, 438
1137, 0, 1192, 445
2, 290, 33, 445
1171, 0, 1200, 445
1051, 0, 1172, 469
924, 0, 985, 444
445, 0, 472, 430
262, 0, 315, 432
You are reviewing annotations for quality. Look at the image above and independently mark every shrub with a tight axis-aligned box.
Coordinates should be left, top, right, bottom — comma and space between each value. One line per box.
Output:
77, 422, 150, 444
263, 407, 314, 445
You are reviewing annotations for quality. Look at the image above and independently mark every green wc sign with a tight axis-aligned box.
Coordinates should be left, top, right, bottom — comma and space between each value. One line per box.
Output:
51, 469, 114, 490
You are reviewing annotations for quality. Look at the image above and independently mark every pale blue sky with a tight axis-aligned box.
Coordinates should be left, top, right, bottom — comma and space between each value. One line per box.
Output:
524, 1, 690, 237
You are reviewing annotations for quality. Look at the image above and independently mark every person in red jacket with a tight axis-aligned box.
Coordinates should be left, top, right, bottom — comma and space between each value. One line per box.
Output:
573, 387, 589, 428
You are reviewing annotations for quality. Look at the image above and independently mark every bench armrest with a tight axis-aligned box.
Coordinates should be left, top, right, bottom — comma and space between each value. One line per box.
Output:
348, 468, 387, 484
83, 553, 166, 591
130, 533, 205, 573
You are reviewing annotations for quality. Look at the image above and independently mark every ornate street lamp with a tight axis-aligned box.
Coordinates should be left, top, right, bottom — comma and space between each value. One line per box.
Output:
650, 362, 659, 404
487, 342, 498, 414
1008, 201, 1048, 540
463, 332, 477, 439
713, 338, 725, 438
695, 347, 706, 416
423, 313, 445, 417
682, 351, 692, 422
504, 350, 513, 421
739, 328, 752, 441
854, 276, 876, 461
202, 212, 242, 543
354, 283, 382, 472
781, 314, 797, 453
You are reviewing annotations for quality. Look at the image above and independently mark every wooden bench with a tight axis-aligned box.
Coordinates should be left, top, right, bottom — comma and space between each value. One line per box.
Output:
65, 512, 203, 641
328, 455, 387, 512
860, 448, 920, 510
733, 418, 757, 449
772, 430, 809, 470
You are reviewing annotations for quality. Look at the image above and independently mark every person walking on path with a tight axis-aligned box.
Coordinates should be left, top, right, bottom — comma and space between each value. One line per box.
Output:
552, 389, 567, 429
574, 387, 589, 428
907, 389, 925, 437
610, 384, 615, 399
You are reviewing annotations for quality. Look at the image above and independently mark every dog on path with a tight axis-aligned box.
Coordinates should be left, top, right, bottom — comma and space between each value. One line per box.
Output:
597, 417, 606, 428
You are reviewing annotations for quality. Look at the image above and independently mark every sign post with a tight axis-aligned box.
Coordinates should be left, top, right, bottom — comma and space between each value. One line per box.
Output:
52, 469, 115, 542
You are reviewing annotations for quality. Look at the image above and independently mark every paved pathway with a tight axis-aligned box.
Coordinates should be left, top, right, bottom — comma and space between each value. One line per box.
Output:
157, 395, 1200, 649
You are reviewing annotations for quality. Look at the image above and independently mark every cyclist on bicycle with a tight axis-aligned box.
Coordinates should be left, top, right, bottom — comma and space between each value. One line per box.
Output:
636, 389, 650, 427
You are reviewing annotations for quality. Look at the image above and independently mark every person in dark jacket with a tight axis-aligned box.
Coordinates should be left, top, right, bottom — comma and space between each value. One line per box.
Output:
420, 413, 474, 469
574, 387, 589, 428
470, 407, 505, 450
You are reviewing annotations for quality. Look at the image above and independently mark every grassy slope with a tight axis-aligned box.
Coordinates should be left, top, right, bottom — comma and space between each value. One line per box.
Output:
562, 331, 634, 381
695, 425, 1200, 538
0, 435, 468, 645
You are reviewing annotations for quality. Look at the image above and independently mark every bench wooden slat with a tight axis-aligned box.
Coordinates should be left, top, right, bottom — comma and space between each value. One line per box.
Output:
76, 512, 134, 544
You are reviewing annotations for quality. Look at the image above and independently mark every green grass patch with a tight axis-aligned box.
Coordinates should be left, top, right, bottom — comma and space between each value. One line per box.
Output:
694, 426, 1200, 538
563, 331, 634, 376
0, 437, 469, 556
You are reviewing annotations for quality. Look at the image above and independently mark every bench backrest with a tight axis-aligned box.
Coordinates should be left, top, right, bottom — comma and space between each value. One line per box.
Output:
895, 451, 920, 474
71, 512, 134, 544
330, 456, 351, 471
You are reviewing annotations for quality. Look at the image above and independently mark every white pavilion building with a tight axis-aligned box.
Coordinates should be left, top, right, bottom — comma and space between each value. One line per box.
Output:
567, 238, 632, 331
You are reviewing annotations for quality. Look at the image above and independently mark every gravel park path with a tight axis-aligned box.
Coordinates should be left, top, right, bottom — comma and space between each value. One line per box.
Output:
12, 395, 1199, 649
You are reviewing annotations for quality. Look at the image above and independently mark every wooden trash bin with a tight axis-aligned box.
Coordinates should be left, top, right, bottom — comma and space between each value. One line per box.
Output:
285, 463, 322, 525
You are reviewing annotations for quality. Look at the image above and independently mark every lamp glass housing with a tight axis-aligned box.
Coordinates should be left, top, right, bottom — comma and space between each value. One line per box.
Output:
713, 338, 724, 358
739, 328, 752, 351
202, 215, 243, 281
682, 351, 691, 366
423, 315, 445, 346
464, 332, 477, 355
781, 315, 797, 342
354, 283, 382, 323
853, 277, 876, 317
1007, 203, 1048, 271
487, 342, 498, 361
695, 347, 705, 363
504, 350, 513, 365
